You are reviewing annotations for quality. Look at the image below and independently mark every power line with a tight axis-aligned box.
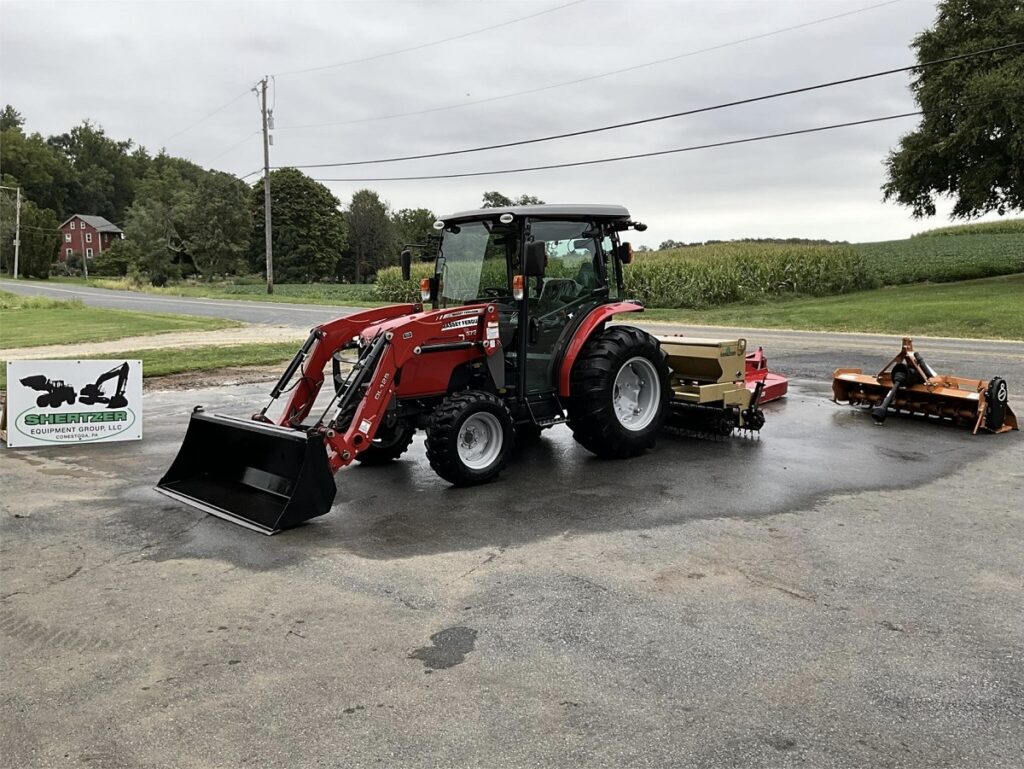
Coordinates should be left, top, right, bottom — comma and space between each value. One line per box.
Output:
159, 88, 252, 145
281, 42, 1024, 169
273, 0, 587, 77
311, 111, 925, 182
276, 0, 904, 131
206, 131, 261, 165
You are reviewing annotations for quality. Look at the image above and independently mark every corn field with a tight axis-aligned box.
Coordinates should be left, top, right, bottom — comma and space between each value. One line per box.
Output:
375, 229, 1024, 308
376, 242, 872, 308
623, 243, 872, 308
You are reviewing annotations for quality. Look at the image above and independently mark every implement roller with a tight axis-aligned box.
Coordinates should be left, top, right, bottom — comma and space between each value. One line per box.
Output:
832, 337, 1018, 434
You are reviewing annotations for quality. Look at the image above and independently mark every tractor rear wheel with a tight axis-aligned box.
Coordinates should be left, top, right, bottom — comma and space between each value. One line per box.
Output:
426, 390, 514, 486
566, 326, 670, 458
356, 420, 415, 465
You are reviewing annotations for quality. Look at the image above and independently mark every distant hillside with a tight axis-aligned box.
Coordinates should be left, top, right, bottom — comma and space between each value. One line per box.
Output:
910, 219, 1024, 238
853, 233, 1024, 285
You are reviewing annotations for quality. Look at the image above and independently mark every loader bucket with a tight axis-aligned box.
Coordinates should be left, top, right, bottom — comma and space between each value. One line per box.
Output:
156, 411, 337, 534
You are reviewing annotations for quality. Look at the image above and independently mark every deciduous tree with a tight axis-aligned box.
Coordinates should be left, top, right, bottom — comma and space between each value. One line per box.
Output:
392, 206, 436, 249
0, 182, 59, 279
183, 171, 251, 278
123, 165, 189, 285
49, 121, 145, 222
882, 0, 1024, 218
249, 168, 347, 282
344, 189, 394, 283
481, 191, 545, 208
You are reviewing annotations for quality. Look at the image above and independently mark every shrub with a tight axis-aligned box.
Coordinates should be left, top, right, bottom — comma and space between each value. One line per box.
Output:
89, 240, 134, 276
376, 262, 435, 302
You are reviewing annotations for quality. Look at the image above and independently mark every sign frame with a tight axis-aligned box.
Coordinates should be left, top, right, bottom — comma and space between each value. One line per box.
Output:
3, 359, 143, 448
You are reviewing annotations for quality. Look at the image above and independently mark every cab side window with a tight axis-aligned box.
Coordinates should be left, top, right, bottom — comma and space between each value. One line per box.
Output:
527, 220, 602, 312
601, 235, 621, 299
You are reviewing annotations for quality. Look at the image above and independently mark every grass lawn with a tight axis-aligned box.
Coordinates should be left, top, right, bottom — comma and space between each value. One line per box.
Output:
640, 273, 1024, 340
1, 341, 299, 389
1, 291, 240, 349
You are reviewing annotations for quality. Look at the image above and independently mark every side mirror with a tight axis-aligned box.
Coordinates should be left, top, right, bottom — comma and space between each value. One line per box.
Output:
400, 249, 412, 281
616, 242, 634, 265
524, 241, 547, 277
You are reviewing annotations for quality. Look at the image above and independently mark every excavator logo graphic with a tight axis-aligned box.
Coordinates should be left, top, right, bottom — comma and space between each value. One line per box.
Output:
19, 362, 131, 410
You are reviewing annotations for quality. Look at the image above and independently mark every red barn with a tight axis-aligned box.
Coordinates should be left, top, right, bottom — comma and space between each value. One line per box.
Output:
58, 214, 124, 262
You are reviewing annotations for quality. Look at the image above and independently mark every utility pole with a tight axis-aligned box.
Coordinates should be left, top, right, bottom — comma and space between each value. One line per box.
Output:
0, 184, 21, 279
12, 186, 20, 280
256, 76, 274, 294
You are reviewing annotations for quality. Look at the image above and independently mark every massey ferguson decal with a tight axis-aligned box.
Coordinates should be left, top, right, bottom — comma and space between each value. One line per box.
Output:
3, 360, 143, 447
441, 317, 480, 332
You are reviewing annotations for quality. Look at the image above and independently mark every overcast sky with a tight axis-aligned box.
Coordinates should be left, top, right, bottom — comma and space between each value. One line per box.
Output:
0, 0, 995, 246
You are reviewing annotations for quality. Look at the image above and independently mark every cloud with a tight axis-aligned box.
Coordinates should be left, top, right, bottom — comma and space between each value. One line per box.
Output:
1, 0, 1000, 244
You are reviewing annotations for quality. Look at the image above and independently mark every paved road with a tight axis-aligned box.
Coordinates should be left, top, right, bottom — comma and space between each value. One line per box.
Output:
3, 279, 1022, 384
4, 279, 1024, 767
1, 279, 349, 326
2, 379, 1022, 768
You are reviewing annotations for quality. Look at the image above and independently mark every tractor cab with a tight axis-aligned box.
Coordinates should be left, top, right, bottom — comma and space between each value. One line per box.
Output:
422, 204, 642, 399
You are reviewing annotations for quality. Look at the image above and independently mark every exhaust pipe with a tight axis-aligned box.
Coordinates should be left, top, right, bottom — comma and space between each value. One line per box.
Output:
156, 410, 337, 534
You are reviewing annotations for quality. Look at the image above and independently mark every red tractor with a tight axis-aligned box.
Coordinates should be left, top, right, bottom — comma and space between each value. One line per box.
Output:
158, 205, 687, 533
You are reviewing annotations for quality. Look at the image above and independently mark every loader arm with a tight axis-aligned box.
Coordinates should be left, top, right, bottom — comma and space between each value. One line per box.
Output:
319, 303, 504, 471
264, 304, 421, 427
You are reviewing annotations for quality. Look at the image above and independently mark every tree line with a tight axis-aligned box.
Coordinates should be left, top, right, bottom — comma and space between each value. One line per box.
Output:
0, 105, 542, 285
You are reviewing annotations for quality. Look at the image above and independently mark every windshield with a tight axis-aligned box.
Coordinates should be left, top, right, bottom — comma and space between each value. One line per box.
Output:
438, 220, 516, 307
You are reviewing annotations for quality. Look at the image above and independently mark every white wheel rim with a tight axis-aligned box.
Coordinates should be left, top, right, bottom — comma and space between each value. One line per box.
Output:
612, 356, 660, 431
457, 412, 504, 470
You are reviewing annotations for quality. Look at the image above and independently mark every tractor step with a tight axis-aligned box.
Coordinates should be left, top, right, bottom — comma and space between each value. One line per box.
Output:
535, 415, 567, 427
525, 394, 566, 428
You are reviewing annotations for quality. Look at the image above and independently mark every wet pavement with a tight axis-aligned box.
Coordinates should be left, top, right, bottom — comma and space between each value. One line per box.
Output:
2, 364, 1022, 768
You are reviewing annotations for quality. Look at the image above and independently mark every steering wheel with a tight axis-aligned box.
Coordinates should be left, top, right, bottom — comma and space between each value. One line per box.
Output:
482, 287, 508, 297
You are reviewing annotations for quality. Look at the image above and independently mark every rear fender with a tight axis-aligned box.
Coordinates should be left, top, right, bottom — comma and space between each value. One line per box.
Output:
557, 302, 644, 397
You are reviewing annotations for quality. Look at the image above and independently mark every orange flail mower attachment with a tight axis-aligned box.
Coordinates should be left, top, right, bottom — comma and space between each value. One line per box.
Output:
832, 338, 1017, 435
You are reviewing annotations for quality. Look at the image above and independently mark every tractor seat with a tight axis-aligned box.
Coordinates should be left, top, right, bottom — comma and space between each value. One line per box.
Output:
538, 278, 581, 310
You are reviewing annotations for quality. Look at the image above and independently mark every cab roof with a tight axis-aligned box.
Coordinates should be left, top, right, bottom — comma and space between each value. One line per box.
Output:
441, 204, 631, 221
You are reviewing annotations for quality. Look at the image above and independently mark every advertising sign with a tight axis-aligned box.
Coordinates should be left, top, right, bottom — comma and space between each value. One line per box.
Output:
2, 360, 143, 448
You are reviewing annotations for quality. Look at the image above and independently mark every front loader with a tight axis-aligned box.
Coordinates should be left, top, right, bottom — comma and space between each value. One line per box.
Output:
157, 204, 763, 534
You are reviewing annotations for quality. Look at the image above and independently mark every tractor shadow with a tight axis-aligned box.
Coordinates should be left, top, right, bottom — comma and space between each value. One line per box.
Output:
115, 380, 1009, 568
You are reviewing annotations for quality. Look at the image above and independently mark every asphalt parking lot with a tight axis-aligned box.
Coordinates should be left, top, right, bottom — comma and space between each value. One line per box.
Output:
2, 360, 1023, 767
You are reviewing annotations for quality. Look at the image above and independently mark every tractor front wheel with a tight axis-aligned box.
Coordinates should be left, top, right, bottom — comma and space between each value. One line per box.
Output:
355, 420, 415, 465
426, 390, 514, 486
566, 326, 670, 458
